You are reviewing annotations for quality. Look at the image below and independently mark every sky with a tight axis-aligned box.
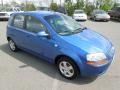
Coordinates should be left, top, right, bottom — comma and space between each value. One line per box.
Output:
0, 0, 93, 4
0, 0, 120, 5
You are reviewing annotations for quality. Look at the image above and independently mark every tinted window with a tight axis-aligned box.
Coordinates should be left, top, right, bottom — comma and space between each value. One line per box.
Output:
94, 10, 106, 14
13, 15, 24, 29
26, 16, 47, 33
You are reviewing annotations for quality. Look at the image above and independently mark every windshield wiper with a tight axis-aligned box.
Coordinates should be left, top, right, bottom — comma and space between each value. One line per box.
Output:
74, 27, 87, 33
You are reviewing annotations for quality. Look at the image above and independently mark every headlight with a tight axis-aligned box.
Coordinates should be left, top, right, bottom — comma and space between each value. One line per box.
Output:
86, 53, 109, 66
87, 53, 106, 61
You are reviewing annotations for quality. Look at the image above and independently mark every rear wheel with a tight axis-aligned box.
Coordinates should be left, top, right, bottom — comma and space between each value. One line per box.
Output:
8, 39, 18, 52
57, 57, 80, 80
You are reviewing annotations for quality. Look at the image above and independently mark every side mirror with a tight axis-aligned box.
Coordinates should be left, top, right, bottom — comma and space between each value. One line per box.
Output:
37, 31, 50, 39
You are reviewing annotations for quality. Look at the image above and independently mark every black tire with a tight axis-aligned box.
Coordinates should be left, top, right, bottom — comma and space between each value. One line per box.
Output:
118, 18, 120, 22
8, 39, 18, 52
57, 57, 80, 80
93, 16, 96, 21
104, 19, 109, 22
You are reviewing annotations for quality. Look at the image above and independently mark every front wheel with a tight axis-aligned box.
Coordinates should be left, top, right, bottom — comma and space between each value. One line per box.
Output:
93, 16, 96, 21
57, 57, 80, 80
8, 39, 18, 52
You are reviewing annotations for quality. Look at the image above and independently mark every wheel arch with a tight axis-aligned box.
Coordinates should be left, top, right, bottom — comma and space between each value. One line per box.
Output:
7, 36, 11, 41
54, 54, 83, 75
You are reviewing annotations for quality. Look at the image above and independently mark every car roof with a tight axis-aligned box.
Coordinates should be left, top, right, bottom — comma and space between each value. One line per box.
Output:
13, 11, 58, 17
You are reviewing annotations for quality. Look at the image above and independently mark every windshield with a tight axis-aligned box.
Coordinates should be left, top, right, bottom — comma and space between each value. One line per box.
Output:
95, 10, 106, 14
44, 14, 84, 36
45, 14, 84, 36
74, 10, 84, 14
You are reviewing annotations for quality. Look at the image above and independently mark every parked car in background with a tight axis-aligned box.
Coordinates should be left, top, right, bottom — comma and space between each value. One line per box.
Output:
91, 10, 110, 21
73, 10, 87, 21
0, 7, 23, 20
7, 11, 115, 80
108, 7, 120, 21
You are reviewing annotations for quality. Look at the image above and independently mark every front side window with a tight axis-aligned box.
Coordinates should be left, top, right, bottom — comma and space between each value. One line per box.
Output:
13, 15, 24, 29
26, 16, 47, 33
44, 14, 84, 36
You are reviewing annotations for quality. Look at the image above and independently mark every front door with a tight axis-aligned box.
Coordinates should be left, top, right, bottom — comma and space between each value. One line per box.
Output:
23, 15, 58, 62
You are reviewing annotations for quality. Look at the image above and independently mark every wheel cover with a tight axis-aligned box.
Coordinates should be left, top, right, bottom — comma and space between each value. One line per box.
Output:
9, 40, 15, 51
59, 61, 74, 78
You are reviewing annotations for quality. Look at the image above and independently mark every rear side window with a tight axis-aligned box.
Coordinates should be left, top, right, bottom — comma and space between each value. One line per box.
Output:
8, 15, 14, 26
25, 16, 47, 33
13, 15, 24, 29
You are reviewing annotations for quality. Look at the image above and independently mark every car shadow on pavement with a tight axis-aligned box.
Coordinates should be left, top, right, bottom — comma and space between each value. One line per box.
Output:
0, 43, 97, 85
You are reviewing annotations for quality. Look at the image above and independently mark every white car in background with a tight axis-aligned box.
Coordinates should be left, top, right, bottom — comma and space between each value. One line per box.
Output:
91, 10, 110, 21
73, 10, 87, 21
0, 7, 23, 20
0, 11, 12, 20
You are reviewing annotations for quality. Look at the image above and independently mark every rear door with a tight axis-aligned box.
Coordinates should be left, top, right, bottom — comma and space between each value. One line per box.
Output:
7, 14, 26, 47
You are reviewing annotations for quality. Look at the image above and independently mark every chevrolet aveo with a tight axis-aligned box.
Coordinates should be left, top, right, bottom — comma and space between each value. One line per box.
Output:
7, 11, 115, 80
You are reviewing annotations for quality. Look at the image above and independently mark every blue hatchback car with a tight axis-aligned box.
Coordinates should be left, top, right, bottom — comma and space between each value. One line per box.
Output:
7, 11, 115, 79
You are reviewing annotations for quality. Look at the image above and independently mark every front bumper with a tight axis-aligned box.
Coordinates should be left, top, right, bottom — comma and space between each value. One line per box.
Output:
0, 16, 10, 20
73, 16, 87, 20
96, 17, 110, 21
80, 47, 115, 77
80, 61, 112, 77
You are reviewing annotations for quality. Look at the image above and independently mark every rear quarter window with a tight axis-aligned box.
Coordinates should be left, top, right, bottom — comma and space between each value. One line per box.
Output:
13, 15, 25, 29
8, 15, 14, 26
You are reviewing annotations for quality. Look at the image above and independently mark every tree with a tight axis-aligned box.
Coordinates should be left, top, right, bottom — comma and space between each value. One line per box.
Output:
26, 3, 36, 11
50, 3, 58, 11
84, 3, 95, 15
11, 1, 19, 7
21, 3, 26, 11
65, 1, 74, 16
101, 0, 114, 11
75, 0, 85, 10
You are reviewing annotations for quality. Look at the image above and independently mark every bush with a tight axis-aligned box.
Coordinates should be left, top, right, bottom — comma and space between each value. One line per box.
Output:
75, 0, 85, 10
50, 3, 58, 11
84, 4, 95, 15
26, 3, 36, 11
65, 2, 74, 16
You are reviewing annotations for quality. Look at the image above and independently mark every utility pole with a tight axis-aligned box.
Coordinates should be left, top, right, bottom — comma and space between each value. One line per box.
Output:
1, 0, 3, 7
25, 0, 27, 11
60, 0, 62, 7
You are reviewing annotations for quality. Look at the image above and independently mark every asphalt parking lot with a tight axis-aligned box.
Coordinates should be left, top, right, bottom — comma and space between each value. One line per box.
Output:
0, 20, 120, 90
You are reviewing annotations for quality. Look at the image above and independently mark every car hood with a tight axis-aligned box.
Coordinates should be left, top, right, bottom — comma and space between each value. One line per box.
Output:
61, 29, 112, 54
